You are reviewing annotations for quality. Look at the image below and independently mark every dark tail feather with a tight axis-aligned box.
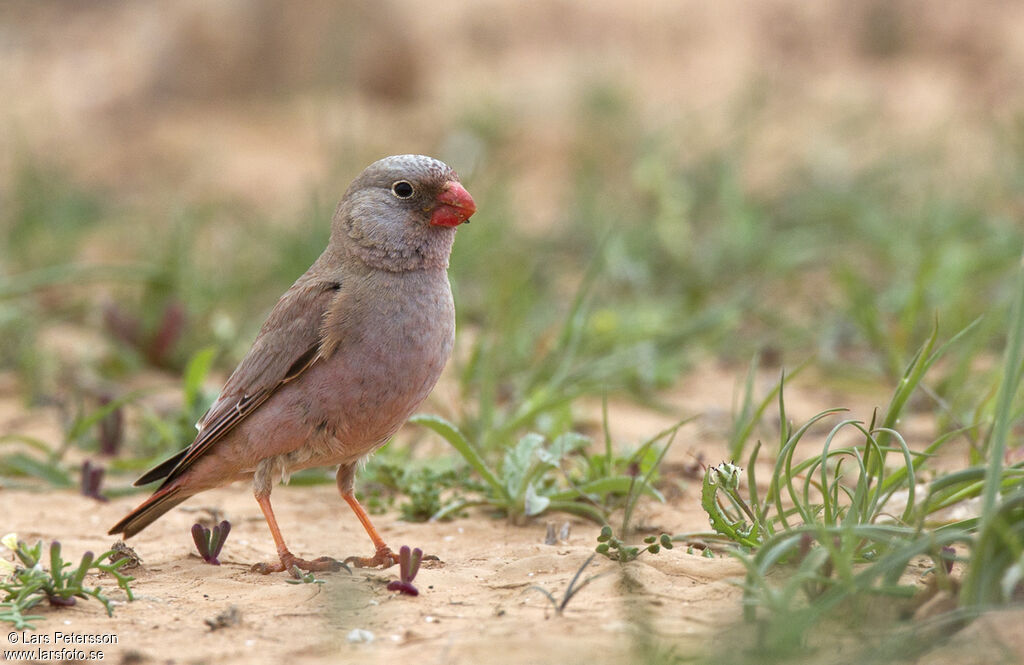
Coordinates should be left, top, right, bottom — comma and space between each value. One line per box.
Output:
133, 449, 189, 486
108, 486, 190, 538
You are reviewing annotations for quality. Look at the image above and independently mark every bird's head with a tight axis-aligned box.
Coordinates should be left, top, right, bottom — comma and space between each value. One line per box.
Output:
332, 155, 476, 271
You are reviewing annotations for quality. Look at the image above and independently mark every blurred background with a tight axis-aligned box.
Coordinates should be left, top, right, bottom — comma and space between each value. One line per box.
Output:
2, 0, 1023, 457
5, 5, 1024, 660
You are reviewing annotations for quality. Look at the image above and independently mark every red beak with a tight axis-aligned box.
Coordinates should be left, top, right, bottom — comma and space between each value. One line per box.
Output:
430, 181, 476, 227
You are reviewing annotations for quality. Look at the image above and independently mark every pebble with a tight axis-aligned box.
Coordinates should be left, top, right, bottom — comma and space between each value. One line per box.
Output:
347, 628, 375, 644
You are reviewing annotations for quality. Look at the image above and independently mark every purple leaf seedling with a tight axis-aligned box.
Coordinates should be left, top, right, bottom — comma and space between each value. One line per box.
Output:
97, 393, 124, 457
102, 299, 186, 368
191, 520, 231, 565
80, 460, 108, 502
386, 546, 423, 596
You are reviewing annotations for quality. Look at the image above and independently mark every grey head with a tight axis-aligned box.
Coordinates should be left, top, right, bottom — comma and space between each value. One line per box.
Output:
331, 155, 476, 272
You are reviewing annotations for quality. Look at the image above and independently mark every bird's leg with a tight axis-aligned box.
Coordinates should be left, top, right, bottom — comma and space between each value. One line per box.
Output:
341, 491, 398, 568
337, 464, 398, 569
251, 491, 344, 575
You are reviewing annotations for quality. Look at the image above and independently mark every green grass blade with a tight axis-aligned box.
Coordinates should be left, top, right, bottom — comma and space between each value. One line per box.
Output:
963, 251, 1024, 606
410, 414, 506, 500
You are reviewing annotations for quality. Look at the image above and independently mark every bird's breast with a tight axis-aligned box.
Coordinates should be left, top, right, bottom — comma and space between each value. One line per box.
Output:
297, 270, 455, 460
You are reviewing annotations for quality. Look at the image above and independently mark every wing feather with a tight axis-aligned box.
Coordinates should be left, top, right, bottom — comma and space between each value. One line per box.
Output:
141, 277, 341, 487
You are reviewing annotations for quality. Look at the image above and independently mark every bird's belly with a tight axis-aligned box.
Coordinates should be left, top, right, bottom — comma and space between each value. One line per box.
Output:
239, 341, 449, 487
229, 274, 455, 486
283, 310, 452, 468
312, 336, 449, 453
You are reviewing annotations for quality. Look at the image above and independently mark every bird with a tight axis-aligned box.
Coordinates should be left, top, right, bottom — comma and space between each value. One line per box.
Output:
109, 154, 476, 573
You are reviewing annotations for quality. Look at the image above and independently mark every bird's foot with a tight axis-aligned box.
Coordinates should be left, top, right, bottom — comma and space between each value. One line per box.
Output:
252, 551, 346, 576
344, 544, 399, 569
343, 545, 442, 569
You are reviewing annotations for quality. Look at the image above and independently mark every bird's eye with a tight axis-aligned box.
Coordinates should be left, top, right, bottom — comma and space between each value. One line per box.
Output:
391, 180, 415, 199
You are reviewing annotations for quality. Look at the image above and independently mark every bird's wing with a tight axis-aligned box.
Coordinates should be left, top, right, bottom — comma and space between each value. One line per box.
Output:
139, 278, 342, 487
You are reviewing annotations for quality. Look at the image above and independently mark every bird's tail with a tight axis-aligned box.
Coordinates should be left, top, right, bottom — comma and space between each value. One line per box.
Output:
108, 485, 191, 539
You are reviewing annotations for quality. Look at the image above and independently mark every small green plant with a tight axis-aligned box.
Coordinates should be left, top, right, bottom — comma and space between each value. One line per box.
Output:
191, 520, 231, 565
595, 525, 673, 563
396, 468, 459, 522
728, 358, 809, 461
359, 458, 472, 522
527, 554, 606, 615
285, 568, 327, 585
0, 536, 135, 630
688, 308, 1024, 658
412, 414, 673, 524
693, 321, 983, 551
962, 251, 1024, 608
700, 461, 761, 549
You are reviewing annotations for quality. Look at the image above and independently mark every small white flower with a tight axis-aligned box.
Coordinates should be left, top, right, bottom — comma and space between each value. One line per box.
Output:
0, 558, 15, 576
1, 533, 18, 551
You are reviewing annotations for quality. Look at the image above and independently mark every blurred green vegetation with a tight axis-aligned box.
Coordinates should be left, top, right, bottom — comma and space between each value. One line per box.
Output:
3, 87, 1023, 492
4, 92, 1021, 409
2, 85, 1024, 660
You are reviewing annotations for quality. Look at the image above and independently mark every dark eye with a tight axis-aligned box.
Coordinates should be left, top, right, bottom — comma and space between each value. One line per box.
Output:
391, 180, 415, 199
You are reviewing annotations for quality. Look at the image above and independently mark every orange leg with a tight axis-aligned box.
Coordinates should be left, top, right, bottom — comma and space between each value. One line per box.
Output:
337, 463, 397, 568
341, 490, 398, 568
251, 492, 344, 575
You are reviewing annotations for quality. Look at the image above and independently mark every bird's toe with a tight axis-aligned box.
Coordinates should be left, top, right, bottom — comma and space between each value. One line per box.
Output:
344, 545, 398, 569
251, 552, 346, 575
251, 560, 286, 575
305, 556, 348, 572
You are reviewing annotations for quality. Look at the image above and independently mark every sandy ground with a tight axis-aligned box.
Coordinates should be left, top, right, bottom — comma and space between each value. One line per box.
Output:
0, 362, 743, 665
2, 363, 1016, 665
1, 471, 741, 665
